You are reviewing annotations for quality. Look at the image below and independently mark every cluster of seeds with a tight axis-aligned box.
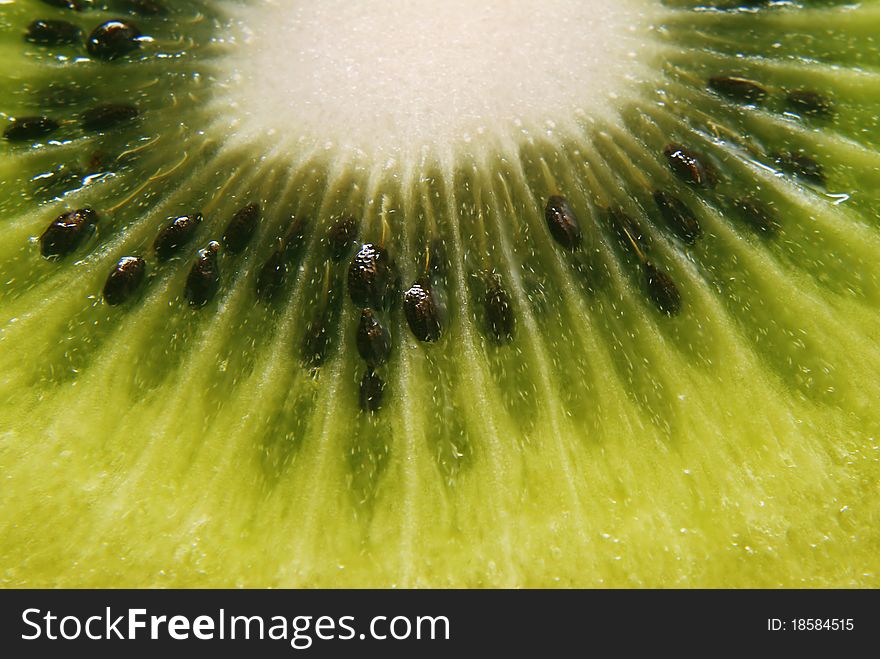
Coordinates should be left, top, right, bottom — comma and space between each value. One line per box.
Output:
5, 3, 838, 416
5, 6, 146, 155
97, 202, 259, 309
542, 70, 831, 317
707, 74, 829, 186
3, 101, 139, 143
709, 75, 834, 119
348, 242, 397, 412
546, 191, 686, 316
28, 129, 830, 411
24, 8, 145, 60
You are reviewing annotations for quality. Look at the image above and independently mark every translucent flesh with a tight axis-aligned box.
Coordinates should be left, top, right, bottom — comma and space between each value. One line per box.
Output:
0, 0, 878, 587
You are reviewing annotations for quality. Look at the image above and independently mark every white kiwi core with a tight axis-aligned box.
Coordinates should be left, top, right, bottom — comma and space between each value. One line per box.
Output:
214, 0, 660, 161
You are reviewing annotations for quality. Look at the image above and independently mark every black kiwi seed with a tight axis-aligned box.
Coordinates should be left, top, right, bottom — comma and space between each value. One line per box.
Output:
41, 0, 88, 10
356, 308, 392, 367
663, 144, 717, 188
103, 256, 146, 306
185, 241, 221, 308
26, 20, 82, 46
733, 197, 780, 235
644, 263, 682, 317
544, 195, 582, 250
86, 20, 141, 60
785, 90, 834, 118
483, 274, 515, 343
223, 202, 261, 254
608, 207, 648, 255
255, 242, 287, 302
326, 216, 358, 261
154, 213, 202, 261
404, 280, 442, 343
4, 116, 60, 142
81, 103, 138, 132
348, 243, 397, 309
39, 208, 98, 258
653, 191, 702, 245
708, 76, 768, 105
771, 151, 825, 185
359, 369, 385, 413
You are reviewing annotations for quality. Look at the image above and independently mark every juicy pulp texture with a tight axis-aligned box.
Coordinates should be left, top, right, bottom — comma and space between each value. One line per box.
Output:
0, 0, 878, 587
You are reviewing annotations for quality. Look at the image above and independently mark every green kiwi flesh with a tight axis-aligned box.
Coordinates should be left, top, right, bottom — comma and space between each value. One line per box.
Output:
1, 0, 879, 588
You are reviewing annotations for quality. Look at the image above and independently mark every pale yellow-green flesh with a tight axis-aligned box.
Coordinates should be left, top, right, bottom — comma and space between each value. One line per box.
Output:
1, 1, 879, 587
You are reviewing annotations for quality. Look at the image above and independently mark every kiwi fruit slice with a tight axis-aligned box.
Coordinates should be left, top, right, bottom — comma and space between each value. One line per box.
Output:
1, 0, 879, 588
